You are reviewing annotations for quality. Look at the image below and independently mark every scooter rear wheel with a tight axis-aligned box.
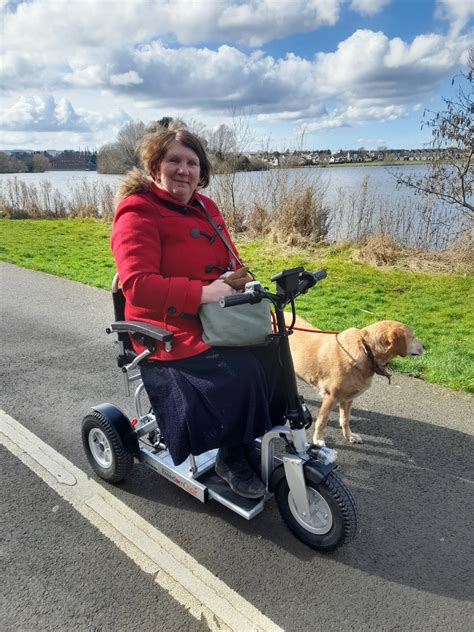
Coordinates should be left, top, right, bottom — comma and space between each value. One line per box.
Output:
82, 412, 134, 483
275, 470, 357, 551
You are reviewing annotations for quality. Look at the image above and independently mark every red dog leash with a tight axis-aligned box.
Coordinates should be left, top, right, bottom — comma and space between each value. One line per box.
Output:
270, 311, 340, 335
292, 326, 340, 334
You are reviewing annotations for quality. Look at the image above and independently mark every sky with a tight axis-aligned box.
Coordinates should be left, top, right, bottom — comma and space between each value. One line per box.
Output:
0, 0, 473, 152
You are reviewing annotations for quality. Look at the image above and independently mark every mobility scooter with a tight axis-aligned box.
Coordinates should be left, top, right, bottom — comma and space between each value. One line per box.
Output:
81, 266, 358, 551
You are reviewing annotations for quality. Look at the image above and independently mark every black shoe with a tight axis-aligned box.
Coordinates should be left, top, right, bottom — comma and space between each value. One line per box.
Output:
215, 450, 266, 499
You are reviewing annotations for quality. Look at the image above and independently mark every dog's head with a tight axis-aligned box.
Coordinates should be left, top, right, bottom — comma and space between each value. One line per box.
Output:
363, 320, 424, 363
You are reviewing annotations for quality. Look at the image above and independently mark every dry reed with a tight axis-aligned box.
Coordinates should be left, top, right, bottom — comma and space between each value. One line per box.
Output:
1, 173, 471, 271
355, 232, 473, 273
0, 177, 114, 220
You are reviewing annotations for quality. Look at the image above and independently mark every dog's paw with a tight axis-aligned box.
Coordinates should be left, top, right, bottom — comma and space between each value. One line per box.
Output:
348, 433, 363, 444
313, 439, 326, 447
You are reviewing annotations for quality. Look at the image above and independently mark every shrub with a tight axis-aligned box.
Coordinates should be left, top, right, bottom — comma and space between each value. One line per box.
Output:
272, 186, 331, 246
246, 203, 271, 237
0, 177, 114, 219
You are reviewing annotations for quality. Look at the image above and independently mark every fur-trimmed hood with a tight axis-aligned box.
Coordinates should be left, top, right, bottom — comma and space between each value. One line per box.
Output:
114, 167, 153, 207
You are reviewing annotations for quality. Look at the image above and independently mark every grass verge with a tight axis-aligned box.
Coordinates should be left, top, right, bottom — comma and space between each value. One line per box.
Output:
1, 218, 473, 393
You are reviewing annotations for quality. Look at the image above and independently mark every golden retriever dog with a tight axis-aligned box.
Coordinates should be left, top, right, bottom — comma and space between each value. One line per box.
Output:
285, 314, 424, 446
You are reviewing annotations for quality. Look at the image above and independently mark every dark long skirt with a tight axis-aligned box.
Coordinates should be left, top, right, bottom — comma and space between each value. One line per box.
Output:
140, 341, 285, 465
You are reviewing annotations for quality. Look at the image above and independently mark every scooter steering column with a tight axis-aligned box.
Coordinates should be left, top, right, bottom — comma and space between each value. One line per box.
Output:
273, 305, 308, 435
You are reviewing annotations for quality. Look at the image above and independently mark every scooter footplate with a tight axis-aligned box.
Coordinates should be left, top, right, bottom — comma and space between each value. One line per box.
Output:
198, 470, 267, 520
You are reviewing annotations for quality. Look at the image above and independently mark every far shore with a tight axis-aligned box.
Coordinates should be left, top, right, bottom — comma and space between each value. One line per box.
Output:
312, 159, 431, 168
0, 159, 432, 177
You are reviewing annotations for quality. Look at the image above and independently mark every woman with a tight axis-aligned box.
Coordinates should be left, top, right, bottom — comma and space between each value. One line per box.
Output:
111, 127, 284, 499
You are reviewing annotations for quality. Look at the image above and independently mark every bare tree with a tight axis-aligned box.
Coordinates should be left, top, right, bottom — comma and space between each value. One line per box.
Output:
31, 153, 51, 172
96, 143, 123, 174
0, 153, 26, 173
206, 110, 254, 232
97, 118, 189, 173
206, 123, 237, 158
156, 116, 174, 129
116, 120, 147, 169
147, 117, 188, 133
183, 117, 207, 140
97, 120, 146, 173
393, 50, 473, 220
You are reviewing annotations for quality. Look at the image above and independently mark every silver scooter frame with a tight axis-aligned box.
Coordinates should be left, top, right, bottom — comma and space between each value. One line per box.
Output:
108, 273, 337, 522
115, 354, 326, 522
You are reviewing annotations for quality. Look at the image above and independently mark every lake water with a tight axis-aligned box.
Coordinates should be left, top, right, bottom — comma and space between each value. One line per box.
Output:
0, 164, 467, 248
0, 162, 425, 196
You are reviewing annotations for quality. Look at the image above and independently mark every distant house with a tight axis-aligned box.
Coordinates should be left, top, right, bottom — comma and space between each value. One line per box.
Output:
329, 150, 346, 164
346, 150, 365, 162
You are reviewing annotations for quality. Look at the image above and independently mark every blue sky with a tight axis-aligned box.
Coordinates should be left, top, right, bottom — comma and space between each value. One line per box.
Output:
0, 0, 472, 152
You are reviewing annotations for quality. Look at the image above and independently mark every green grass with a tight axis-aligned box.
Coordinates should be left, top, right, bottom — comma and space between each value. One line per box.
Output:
1, 218, 473, 393
0, 218, 116, 289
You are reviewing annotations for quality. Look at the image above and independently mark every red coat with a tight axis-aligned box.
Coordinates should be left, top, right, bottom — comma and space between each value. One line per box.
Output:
111, 179, 241, 360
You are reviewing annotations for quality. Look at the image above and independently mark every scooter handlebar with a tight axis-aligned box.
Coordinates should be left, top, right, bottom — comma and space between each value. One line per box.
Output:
220, 268, 326, 307
297, 268, 327, 294
219, 292, 262, 307
312, 269, 327, 282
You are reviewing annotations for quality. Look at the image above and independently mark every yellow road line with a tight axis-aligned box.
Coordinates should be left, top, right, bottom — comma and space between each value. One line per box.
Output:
1, 409, 283, 632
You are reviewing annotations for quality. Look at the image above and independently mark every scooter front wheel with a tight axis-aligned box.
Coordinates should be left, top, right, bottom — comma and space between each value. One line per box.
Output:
275, 470, 357, 552
82, 412, 134, 483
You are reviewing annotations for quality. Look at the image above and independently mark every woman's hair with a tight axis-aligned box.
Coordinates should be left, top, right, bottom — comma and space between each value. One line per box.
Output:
138, 127, 211, 188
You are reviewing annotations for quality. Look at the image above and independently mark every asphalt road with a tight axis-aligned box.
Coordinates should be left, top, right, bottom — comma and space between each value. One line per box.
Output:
1, 262, 473, 631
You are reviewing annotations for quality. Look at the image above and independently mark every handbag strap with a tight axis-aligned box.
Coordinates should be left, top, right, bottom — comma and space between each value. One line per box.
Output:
195, 198, 243, 270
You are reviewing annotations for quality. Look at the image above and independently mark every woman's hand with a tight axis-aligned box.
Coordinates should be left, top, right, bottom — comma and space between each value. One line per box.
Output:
200, 279, 236, 304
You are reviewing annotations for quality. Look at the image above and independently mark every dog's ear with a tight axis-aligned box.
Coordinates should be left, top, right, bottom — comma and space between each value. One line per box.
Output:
387, 327, 408, 356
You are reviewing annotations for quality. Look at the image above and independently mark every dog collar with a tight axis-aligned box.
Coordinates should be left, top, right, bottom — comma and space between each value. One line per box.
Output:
362, 341, 391, 383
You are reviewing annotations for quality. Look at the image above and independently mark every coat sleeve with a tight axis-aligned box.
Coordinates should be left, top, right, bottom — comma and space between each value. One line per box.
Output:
111, 196, 203, 317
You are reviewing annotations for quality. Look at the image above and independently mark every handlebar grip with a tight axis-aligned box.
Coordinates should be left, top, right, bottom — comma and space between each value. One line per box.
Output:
313, 269, 327, 282
220, 293, 256, 308
297, 268, 327, 294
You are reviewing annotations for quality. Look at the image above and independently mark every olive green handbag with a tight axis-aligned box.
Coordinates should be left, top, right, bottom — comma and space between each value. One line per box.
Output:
199, 299, 272, 346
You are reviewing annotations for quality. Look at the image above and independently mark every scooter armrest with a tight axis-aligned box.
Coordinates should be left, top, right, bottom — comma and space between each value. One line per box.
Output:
107, 320, 174, 344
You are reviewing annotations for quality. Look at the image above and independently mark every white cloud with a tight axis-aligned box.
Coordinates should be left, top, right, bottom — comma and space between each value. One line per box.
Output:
257, 103, 327, 122
0, 0, 471, 148
0, 130, 86, 149
124, 43, 317, 111
217, 0, 340, 46
0, 0, 22, 11
64, 63, 108, 88
350, 0, 392, 16
0, 95, 129, 136
0, 24, 468, 138
0, 0, 342, 92
1, 0, 341, 53
314, 29, 468, 102
306, 103, 407, 132
110, 71, 144, 86
101, 26, 467, 115
436, 0, 474, 33
0, 96, 87, 131
1, 2, 468, 113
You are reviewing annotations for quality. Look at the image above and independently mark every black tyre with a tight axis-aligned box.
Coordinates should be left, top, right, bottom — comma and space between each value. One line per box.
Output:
275, 470, 358, 552
82, 411, 134, 483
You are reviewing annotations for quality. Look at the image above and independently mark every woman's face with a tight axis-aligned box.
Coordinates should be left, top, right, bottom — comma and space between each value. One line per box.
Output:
156, 140, 200, 204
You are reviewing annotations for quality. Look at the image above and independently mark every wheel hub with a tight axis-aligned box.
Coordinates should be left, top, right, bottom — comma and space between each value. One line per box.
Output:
288, 487, 333, 535
89, 428, 113, 468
